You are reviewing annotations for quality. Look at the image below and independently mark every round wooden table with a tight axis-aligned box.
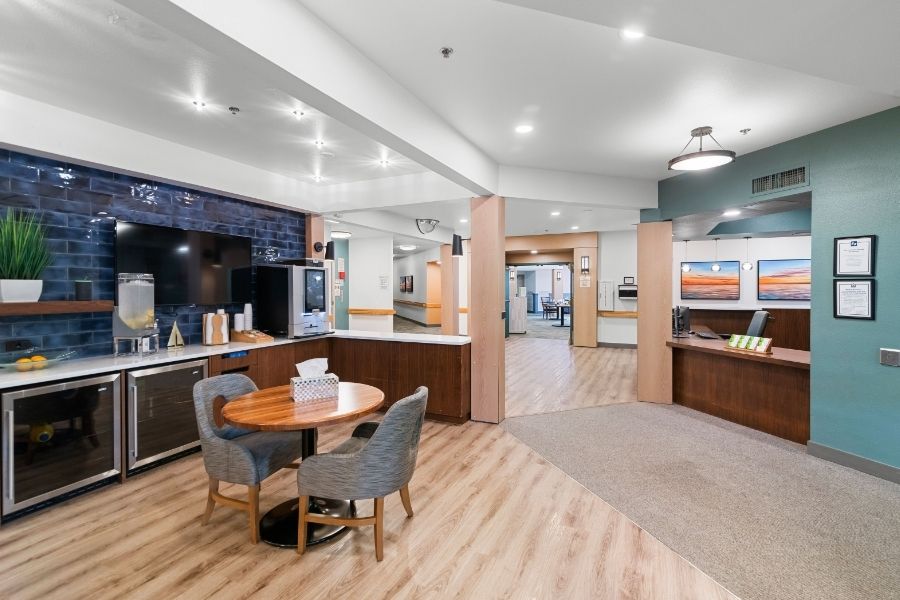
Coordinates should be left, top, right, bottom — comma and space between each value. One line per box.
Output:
223, 381, 384, 548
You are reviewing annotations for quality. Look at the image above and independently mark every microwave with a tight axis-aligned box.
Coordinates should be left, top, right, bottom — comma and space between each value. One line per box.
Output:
256, 265, 331, 337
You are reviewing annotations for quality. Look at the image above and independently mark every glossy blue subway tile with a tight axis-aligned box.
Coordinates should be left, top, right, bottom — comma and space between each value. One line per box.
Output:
10, 179, 67, 200
39, 168, 90, 190
9, 152, 65, 170
0, 194, 41, 210
0, 162, 40, 182
41, 195, 92, 215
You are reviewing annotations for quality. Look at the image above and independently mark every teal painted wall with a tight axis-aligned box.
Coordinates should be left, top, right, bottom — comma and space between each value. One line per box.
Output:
333, 240, 350, 330
651, 106, 900, 469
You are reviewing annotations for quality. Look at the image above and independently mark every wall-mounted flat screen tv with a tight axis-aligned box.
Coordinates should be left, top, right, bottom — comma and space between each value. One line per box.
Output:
680, 261, 740, 300
758, 259, 811, 301
115, 222, 252, 305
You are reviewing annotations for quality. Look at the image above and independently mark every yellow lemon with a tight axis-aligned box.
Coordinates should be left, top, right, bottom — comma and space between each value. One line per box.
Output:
30, 355, 48, 369
15, 357, 33, 372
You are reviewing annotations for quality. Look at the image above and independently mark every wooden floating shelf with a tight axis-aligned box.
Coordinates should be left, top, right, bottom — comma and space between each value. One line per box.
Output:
0, 300, 114, 317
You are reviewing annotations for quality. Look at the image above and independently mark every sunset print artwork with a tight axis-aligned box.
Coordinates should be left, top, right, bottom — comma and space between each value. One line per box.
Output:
680, 261, 740, 300
758, 259, 811, 300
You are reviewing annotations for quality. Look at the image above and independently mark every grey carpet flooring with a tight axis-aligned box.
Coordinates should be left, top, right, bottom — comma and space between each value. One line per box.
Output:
503, 403, 900, 600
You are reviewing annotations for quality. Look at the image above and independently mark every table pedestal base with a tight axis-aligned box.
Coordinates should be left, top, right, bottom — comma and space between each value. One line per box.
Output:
259, 497, 356, 548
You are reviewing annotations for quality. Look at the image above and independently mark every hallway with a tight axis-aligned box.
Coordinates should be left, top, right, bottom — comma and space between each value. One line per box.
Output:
505, 336, 636, 418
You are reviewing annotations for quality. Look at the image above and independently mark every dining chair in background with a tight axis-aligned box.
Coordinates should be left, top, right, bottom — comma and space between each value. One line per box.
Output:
296, 386, 428, 561
193, 374, 303, 543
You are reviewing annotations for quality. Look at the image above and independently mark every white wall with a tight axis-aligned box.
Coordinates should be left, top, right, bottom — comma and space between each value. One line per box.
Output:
393, 246, 441, 324
673, 236, 812, 309
597, 230, 638, 345
348, 236, 394, 332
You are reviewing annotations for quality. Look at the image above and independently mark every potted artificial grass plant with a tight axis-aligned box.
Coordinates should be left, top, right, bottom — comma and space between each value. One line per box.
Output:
0, 209, 52, 302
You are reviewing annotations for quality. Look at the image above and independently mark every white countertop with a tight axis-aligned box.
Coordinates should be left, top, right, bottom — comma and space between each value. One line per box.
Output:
0, 329, 469, 391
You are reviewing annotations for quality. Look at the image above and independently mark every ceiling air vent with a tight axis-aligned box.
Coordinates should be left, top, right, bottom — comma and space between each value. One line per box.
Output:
751, 166, 807, 195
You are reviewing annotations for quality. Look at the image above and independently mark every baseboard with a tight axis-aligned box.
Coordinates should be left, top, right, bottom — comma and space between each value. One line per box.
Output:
807, 441, 900, 484
598, 342, 638, 349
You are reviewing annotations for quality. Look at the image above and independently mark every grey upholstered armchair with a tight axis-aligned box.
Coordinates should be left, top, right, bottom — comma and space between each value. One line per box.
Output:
193, 374, 303, 543
296, 386, 428, 561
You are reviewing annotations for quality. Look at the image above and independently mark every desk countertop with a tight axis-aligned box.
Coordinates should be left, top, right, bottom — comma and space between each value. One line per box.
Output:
0, 329, 470, 391
667, 336, 810, 370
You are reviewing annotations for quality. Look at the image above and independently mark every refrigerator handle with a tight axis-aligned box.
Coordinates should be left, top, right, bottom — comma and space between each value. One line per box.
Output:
5, 410, 13, 502
129, 385, 138, 460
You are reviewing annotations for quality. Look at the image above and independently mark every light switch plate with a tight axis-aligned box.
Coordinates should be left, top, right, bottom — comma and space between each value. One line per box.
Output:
880, 348, 900, 367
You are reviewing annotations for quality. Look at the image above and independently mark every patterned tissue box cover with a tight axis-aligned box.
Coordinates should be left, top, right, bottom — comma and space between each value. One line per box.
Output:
291, 374, 339, 404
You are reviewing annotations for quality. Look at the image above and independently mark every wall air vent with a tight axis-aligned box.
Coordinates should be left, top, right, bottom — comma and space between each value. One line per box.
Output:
751, 166, 807, 195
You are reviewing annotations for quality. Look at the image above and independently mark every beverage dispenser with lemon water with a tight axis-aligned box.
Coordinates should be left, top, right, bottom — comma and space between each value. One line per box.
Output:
113, 273, 160, 356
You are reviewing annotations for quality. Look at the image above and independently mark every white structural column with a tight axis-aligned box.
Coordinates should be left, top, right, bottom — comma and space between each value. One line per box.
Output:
470, 195, 506, 423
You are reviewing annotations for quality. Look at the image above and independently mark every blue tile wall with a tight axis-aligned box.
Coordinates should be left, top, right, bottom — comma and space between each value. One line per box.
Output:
0, 148, 306, 358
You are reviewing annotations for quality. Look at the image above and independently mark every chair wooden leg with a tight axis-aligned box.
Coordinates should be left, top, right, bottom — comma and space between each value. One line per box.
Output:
297, 495, 309, 555
201, 478, 219, 525
374, 497, 384, 562
248, 484, 260, 544
399, 485, 414, 518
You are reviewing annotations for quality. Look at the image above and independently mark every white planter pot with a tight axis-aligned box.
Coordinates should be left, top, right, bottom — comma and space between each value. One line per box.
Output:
0, 280, 43, 303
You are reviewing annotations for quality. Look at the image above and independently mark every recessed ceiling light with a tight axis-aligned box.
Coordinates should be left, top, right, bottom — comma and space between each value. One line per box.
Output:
324, 219, 340, 224
459, 218, 468, 223
312, 174, 324, 182
570, 225, 580, 230
530, 250, 538, 254
723, 209, 742, 217
550, 211, 560, 216
192, 100, 206, 111
379, 159, 391, 167
620, 28, 645, 40
313, 139, 325, 147
330, 231, 352, 239
397, 244, 417, 251
515, 124, 534, 134
292, 110, 304, 120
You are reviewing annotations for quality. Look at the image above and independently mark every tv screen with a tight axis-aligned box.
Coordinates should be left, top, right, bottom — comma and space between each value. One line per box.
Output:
115, 222, 252, 305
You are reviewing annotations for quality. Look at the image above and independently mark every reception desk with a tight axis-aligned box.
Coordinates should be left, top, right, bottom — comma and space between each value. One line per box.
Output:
667, 336, 810, 444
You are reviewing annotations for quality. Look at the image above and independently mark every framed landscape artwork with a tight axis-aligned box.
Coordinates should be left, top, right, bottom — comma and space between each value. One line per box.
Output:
400, 277, 407, 292
680, 261, 740, 300
406, 275, 414, 293
758, 259, 811, 301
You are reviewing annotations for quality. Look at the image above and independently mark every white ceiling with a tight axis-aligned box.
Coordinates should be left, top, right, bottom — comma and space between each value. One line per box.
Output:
374, 198, 639, 237
299, 0, 899, 180
325, 221, 441, 256
499, 0, 900, 97
0, 0, 427, 185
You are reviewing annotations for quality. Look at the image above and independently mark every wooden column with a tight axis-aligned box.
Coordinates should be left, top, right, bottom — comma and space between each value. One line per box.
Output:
440, 244, 459, 335
305, 214, 325, 259
637, 221, 673, 403
470, 195, 505, 423
572, 243, 598, 348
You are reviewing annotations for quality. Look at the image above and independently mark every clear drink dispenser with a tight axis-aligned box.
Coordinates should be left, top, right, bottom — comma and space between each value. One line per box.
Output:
113, 273, 160, 355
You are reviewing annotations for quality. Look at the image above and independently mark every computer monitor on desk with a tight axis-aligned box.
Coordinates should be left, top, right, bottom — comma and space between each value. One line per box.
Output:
672, 306, 691, 338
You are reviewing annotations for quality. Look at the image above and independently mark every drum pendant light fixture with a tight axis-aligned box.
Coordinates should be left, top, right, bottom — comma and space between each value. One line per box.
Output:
668, 126, 736, 171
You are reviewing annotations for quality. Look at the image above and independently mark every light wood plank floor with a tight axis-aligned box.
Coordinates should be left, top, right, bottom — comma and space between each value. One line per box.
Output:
0, 417, 732, 600
506, 336, 637, 418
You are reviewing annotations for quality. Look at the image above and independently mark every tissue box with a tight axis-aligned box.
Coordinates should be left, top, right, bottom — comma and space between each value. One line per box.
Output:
291, 373, 339, 404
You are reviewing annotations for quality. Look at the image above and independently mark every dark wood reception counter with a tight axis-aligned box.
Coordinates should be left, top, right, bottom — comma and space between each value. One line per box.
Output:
667, 336, 810, 444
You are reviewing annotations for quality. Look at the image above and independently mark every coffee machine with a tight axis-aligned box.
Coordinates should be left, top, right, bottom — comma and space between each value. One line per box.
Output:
255, 263, 332, 337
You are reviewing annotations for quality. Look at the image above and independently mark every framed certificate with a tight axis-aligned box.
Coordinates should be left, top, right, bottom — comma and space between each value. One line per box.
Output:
834, 235, 875, 276
834, 279, 875, 320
